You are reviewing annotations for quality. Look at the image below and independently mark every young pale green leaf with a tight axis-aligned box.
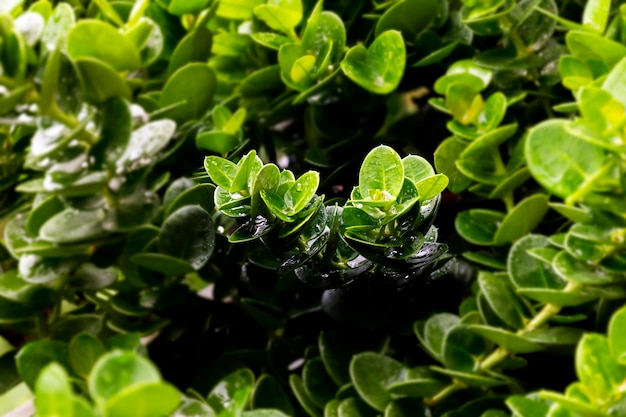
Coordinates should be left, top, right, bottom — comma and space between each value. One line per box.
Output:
253, 0, 303, 36
217, 0, 263, 19
358, 145, 404, 202
576, 333, 626, 402
207, 368, 255, 416
506, 395, 550, 417
67, 20, 141, 71
204, 157, 238, 190
608, 305, 626, 364
415, 174, 448, 202
284, 171, 319, 215
105, 382, 181, 417
34, 363, 74, 417
582, 0, 610, 33
402, 155, 435, 184
526, 119, 606, 199
158, 206, 215, 271
231, 151, 263, 195
251, 32, 292, 50
168, 0, 211, 15
341, 31, 406, 95
89, 351, 161, 405
566, 30, 626, 67
493, 194, 549, 245
69, 332, 106, 378
159, 63, 216, 123
349, 352, 408, 412
446, 83, 484, 125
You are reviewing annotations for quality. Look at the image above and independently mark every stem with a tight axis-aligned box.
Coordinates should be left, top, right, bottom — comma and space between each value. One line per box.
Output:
424, 380, 466, 407
426, 282, 580, 406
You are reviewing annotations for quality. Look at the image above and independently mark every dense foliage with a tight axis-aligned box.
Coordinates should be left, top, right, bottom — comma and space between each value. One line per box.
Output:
1, 0, 626, 416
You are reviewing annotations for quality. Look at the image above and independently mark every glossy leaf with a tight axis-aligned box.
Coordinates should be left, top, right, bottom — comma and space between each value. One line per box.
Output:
508, 235, 564, 290
341, 31, 406, 95
89, 350, 161, 405
478, 272, 527, 329
455, 209, 505, 246
349, 353, 408, 411
34, 363, 74, 417
67, 20, 141, 71
254, 0, 303, 35
69, 332, 106, 378
16, 340, 70, 390
105, 382, 181, 417
358, 145, 404, 202
608, 305, 626, 364
493, 194, 549, 245
207, 368, 255, 417
159, 64, 216, 123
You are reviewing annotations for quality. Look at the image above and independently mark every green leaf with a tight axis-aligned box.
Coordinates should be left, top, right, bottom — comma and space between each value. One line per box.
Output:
516, 288, 596, 306
553, 251, 617, 285
168, 0, 211, 15
508, 234, 564, 290
165, 184, 215, 218
493, 194, 549, 245
375, 0, 441, 41
75, 58, 132, 103
429, 366, 505, 388
217, 0, 263, 19
34, 363, 74, 417
67, 20, 141, 71
158, 206, 215, 271
41, 3, 75, 51
402, 155, 435, 184
576, 333, 626, 401
251, 32, 291, 50
167, 26, 212, 76
243, 410, 290, 417
420, 313, 461, 359
105, 382, 181, 417
455, 209, 505, 246
441, 324, 487, 372
207, 368, 255, 417
159, 63, 216, 123
284, 171, 319, 215
289, 374, 322, 417
349, 352, 408, 412
205, 157, 238, 189
526, 120, 605, 199
40, 208, 105, 244
341, 31, 406, 95
609, 305, 626, 364
478, 272, 528, 330
415, 174, 448, 202
253, 0, 303, 36
506, 395, 550, 417
89, 350, 161, 406
358, 145, 404, 202
434, 137, 472, 193
252, 374, 294, 415
231, 151, 263, 196
384, 398, 427, 417
303, 358, 336, 408
601, 57, 626, 108
337, 397, 377, 417
566, 30, 626, 67
116, 119, 176, 174
69, 332, 106, 378
16, 340, 70, 390
318, 331, 352, 387
523, 327, 583, 348
468, 325, 544, 353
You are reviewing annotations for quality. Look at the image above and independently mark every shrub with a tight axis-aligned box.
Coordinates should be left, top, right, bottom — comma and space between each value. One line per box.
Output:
1, 0, 625, 416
